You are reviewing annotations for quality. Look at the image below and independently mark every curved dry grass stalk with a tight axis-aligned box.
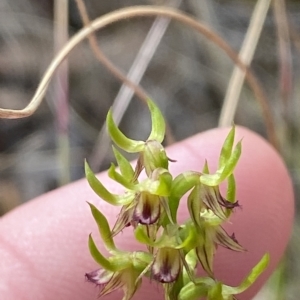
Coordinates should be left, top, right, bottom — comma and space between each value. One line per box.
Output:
74, 0, 149, 104
0, 5, 278, 148
75, 0, 180, 169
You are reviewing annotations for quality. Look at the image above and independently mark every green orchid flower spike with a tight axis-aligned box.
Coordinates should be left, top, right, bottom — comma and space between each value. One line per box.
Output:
85, 100, 270, 300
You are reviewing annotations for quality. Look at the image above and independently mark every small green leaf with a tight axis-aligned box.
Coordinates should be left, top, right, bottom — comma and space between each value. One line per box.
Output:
106, 109, 145, 153
112, 146, 135, 181
169, 172, 200, 223
219, 126, 235, 169
85, 160, 121, 205
108, 163, 136, 190
147, 99, 166, 143
87, 202, 116, 252
88, 234, 115, 271
226, 174, 236, 203
223, 253, 270, 295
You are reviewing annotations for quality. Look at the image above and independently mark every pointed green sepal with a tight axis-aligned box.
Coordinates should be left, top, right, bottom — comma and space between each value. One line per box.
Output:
108, 163, 136, 190
106, 109, 145, 153
202, 160, 210, 174
112, 146, 135, 181
223, 253, 270, 296
147, 99, 166, 143
88, 234, 115, 271
187, 185, 203, 230
196, 230, 215, 278
87, 202, 116, 252
219, 126, 235, 169
85, 160, 124, 205
200, 141, 242, 186
226, 174, 236, 203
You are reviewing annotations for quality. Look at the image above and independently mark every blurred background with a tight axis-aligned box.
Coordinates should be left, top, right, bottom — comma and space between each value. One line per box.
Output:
0, 0, 299, 299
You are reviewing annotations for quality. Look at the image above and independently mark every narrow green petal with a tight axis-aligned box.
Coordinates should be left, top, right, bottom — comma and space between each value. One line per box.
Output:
202, 160, 210, 174
111, 204, 134, 237
226, 174, 236, 203
106, 109, 145, 153
202, 186, 228, 220
85, 160, 121, 205
223, 253, 270, 295
87, 202, 116, 251
218, 140, 242, 183
108, 163, 136, 190
147, 99, 166, 143
187, 186, 202, 229
215, 227, 246, 252
112, 146, 135, 181
88, 234, 115, 271
219, 126, 235, 169
169, 172, 200, 223
196, 232, 215, 278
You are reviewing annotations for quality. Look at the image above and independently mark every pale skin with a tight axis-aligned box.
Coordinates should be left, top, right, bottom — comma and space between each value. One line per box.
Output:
0, 126, 294, 300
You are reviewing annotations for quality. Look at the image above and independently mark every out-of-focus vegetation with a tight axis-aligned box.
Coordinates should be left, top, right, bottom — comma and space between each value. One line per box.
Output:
0, 0, 299, 298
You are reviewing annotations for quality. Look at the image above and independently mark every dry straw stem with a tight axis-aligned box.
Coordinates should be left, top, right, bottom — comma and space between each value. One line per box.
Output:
53, 0, 71, 185
273, 0, 293, 109
75, 0, 180, 169
0, 6, 278, 148
74, 0, 149, 104
219, 0, 271, 127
